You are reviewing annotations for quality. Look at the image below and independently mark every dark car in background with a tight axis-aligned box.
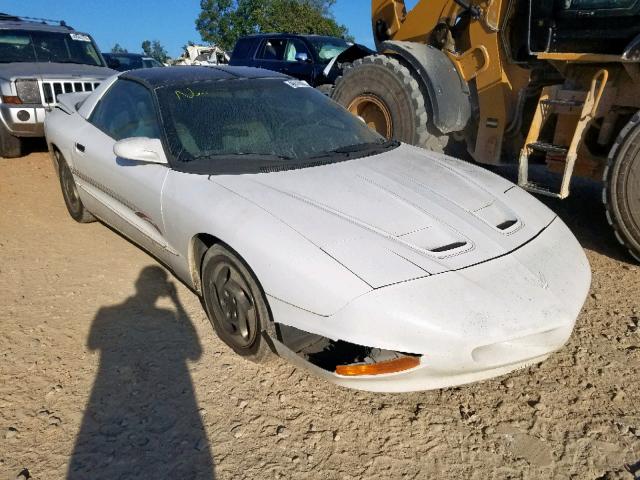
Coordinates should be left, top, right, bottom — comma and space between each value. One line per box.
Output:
103, 52, 164, 71
229, 33, 371, 92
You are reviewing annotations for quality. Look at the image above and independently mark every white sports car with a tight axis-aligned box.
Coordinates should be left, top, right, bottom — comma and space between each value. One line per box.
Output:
44, 66, 591, 392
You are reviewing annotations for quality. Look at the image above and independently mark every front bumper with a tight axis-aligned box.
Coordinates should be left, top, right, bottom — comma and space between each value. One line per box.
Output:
269, 216, 591, 392
0, 104, 46, 137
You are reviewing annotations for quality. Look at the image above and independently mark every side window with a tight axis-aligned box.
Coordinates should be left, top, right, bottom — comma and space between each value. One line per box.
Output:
257, 38, 287, 61
143, 58, 163, 68
284, 38, 311, 62
89, 80, 160, 141
232, 38, 253, 59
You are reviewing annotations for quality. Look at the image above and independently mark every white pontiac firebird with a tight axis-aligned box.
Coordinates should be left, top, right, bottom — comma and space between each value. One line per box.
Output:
44, 66, 591, 392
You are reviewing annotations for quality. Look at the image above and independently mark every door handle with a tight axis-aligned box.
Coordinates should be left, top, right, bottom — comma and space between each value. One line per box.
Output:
75, 143, 85, 153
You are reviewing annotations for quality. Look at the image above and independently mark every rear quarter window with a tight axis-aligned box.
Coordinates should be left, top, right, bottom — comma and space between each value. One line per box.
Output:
231, 38, 254, 60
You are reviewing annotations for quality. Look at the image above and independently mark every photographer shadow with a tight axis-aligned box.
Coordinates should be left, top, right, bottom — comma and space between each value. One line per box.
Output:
67, 266, 215, 479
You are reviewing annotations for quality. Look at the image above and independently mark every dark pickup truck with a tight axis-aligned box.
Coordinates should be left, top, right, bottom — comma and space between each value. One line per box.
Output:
229, 33, 371, 93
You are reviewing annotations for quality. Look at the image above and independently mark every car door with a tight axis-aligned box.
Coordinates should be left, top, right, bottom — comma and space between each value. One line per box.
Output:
254, 37, 288, 74
71, 78, 175, 259
281, 38, 315, 84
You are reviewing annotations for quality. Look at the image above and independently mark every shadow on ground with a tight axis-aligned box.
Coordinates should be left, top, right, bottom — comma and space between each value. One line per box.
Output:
21, 137, 48, 156
67, 266, 215, 479
494, 164, 632, 263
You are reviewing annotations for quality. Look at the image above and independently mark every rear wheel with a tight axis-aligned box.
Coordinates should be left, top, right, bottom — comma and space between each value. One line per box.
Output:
0, 122, 22, 158
332, 55, 449, 152
604, 113, 640, 262
57, 151, 95, 223
201, 244, 275, 362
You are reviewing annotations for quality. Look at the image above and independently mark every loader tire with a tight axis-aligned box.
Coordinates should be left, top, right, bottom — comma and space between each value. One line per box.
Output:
603, 112, 640, 262
332, 55, 448, 153
0, 122, 23, 158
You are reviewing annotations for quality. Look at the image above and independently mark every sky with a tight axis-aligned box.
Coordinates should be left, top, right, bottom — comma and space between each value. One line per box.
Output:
2, 0, 420, 57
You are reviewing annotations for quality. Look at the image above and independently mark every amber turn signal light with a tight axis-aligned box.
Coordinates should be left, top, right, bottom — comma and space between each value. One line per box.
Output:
335, 356, 420, 376
1, 96, 22, 105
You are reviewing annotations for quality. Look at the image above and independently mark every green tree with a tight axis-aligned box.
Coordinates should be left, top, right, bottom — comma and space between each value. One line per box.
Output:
141, 40, 170, 64
196, 0, 351, 52
111, 43, 128, 53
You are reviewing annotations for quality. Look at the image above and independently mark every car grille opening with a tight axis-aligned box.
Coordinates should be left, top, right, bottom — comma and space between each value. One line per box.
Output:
42, 80, 101, 105
277, 323, 421, 375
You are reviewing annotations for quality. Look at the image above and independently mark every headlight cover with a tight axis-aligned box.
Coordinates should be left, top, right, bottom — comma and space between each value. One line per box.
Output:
15, 79, 41, 104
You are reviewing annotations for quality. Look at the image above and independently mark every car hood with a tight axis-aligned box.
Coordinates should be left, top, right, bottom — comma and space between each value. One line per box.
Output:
1, 62, 115, 81
211, 144, 557, 288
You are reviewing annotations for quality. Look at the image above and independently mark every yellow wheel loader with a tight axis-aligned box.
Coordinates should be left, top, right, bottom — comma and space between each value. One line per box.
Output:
331, 0, 640, 261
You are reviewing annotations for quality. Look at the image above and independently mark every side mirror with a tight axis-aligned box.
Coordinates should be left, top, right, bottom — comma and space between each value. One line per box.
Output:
295, 52, 310, 63
113, 137, 168, 165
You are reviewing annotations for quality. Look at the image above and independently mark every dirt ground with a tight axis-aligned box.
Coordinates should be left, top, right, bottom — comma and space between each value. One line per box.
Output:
1, 147, 639, 480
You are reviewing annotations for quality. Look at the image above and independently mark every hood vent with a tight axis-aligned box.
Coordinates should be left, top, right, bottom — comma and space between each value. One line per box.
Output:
430, 241, 468, 253
474, 202, 520, 233
496, 219, 518, 231
399, 226, 470, 255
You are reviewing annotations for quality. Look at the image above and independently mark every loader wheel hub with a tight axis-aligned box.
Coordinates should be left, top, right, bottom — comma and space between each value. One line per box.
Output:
348, 94, 393, 139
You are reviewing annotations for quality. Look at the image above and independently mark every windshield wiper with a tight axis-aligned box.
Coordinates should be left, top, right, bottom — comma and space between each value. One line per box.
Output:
193, 152, 294, 161
307, 139, 399, 159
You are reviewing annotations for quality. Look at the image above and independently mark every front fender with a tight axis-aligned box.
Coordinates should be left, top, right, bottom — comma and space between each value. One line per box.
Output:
380, 40, 471, 134
161, 172, 372, 316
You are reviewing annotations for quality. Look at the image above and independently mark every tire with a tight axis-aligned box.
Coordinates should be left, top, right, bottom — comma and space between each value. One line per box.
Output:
0, 122, 22, 158
603, 112, 640, 262
331, 55, 448, 152
201, 244, 275, 362
57, 151, 95, 223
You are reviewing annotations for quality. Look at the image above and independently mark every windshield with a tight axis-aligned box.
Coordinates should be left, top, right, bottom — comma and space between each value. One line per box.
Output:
105, 54, 143, 71
157, 78, 396, 174
307, 37, 349, 64
0, 29, 104, 66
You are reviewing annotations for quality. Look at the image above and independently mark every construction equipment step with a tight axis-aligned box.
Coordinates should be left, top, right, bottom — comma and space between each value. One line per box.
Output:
540, 98, 584, 107
521, 182, 561, 198
527, 141, 569, 155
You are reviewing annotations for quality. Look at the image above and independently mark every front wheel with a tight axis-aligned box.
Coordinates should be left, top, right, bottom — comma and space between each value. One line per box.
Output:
57, 151, 95, 223
201, 244, 275, 362
604, 113, 640, 262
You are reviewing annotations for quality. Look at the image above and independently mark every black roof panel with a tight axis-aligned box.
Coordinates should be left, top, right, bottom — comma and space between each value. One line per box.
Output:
103, 52, 150, 59
241, 33, 346, 40
121, 65, 289, 88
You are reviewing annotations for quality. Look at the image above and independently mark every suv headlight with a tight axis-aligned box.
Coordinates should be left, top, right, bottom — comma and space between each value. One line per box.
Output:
15, 79, 41, 104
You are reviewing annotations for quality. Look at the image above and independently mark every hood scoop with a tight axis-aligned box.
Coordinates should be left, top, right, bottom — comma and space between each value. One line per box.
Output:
398, 226, 472, 256
473, 201, 522, 234
430, 241, 468, 253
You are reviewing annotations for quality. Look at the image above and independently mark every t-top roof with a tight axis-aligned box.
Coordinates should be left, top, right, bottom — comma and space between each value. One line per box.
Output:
121, 65, 289, 88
